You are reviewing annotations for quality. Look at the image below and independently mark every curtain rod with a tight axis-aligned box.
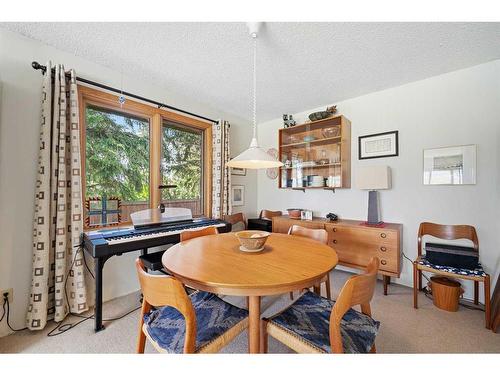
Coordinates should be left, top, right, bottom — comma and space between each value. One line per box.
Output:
31, 61, 217, 124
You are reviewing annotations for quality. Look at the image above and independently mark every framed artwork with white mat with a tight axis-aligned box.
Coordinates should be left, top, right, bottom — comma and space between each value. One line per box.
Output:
231, 185, 245, 206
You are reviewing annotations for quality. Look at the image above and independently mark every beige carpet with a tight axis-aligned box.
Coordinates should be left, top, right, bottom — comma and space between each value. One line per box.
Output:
1, 270, 499, 353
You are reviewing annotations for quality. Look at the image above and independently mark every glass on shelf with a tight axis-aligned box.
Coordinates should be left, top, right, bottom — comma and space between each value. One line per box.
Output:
321, 125, 340, 139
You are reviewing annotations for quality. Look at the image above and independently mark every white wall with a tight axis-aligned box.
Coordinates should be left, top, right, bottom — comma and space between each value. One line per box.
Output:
257, 60, 500, 300
0, 28, 257, 336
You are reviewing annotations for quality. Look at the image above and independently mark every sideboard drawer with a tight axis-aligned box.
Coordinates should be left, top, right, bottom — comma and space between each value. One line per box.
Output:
326, 225, 399, 274
327, 225, 396, 247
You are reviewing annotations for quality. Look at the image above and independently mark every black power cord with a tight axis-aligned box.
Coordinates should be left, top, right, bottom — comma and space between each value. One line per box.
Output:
46, 305, 141, 337
46, 244, 140, 337
402, 251, 485, 312
1, 297, 28, 332
0, 298, 6, 321
1, 244, 140, 336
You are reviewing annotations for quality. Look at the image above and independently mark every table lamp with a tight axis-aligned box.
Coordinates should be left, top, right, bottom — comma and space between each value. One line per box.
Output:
356, 166, 391, 225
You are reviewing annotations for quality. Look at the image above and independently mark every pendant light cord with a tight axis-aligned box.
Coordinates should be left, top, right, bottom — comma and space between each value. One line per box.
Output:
252, 34, 257, 140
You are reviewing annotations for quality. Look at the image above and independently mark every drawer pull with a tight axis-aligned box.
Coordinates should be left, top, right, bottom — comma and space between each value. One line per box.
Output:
380, 233, 387, 238
332, 227, 337, 232
333, 239, 337, 244
380, 246, 387, 252
380, 260, 387, 265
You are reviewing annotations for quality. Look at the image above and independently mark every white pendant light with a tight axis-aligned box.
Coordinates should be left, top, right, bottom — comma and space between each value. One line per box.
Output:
226, 23, 284, 170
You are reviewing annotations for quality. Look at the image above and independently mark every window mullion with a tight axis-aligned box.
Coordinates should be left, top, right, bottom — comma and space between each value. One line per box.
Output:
150, 113, 162, 210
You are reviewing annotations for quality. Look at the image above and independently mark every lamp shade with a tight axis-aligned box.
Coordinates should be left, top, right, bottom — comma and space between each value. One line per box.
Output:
356, 165, 391, 190
226, 137, 284, 169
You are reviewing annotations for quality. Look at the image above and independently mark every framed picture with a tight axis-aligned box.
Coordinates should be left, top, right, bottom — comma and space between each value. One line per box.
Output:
423, 144, 476, 185
231, 185, 245, 207
231, 167, 246, 176
358, 131, 399, 160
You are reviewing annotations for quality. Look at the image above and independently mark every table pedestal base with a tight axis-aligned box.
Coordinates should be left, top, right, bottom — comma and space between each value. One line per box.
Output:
248, 296, 261, 353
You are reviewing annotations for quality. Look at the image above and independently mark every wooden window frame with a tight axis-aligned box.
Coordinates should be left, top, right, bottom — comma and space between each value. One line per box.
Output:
78, 85, 213, 229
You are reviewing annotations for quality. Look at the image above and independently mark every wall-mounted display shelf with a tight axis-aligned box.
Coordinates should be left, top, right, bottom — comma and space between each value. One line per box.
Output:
279, 115, 351, 191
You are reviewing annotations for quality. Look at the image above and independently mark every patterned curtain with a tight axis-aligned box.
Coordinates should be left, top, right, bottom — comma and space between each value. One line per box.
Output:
212, 120, 232, 219
27, 62, 88, 330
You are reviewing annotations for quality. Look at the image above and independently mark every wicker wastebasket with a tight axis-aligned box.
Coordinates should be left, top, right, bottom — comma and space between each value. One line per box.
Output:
428, 276, 463, 312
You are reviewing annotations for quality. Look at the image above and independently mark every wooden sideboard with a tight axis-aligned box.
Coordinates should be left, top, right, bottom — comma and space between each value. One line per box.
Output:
272, 216, 403, 295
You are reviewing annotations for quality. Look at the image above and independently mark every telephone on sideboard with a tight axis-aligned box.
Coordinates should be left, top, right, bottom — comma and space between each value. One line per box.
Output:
326, 213, 338, 221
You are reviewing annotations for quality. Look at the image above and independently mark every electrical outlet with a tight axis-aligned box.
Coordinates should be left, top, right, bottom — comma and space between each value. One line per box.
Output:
1, 288, 13, 303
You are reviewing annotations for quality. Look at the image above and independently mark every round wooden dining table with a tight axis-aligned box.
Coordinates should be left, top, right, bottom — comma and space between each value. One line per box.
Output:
162, 232, 338, 353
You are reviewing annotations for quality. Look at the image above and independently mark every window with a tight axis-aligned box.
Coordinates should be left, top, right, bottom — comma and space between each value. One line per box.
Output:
161, 122, 204, 216
79, 85, 213, 228
85, 106, 150, 225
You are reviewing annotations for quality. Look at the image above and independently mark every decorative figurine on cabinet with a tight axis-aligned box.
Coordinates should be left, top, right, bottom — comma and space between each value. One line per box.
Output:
283, 114, 296, 128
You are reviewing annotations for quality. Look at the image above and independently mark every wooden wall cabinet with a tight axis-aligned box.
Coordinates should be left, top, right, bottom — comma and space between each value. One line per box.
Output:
279, 115, 351, 191
272, 216, 402, 295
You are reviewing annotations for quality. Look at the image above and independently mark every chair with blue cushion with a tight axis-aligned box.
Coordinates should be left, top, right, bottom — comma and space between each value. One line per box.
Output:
288, 225, 332, 300
262, 257, 380, 354
413, 222, 491, 329
135, 258, 248, 353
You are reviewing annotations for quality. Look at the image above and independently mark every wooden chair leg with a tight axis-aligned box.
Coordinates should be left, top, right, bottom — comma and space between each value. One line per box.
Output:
313, 284, 321, 295
260, 320, 268, 353
413, 262, 418, 309
136, 323, 146, 353
418, 269, 423, 291
474, 280, 479, 305
485, 275, 491, 329
136, 301, 149, 353
325, 273, 332, 300
289, 291, 294, 300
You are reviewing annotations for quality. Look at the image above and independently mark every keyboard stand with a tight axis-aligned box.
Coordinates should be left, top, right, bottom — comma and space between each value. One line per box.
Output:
94, 254, 111, 332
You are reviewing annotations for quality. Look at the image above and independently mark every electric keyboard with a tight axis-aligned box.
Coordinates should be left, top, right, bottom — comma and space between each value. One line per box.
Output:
83, 218, 230, 257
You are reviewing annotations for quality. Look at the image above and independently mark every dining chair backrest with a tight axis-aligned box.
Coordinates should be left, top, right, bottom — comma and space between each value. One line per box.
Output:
180, 226, 218, 242
259, 210, 282, 220
224, 212, 246, 231
417, 222, 479, 257
288, 224, 328, 245
329, 256, 379, 353
135, 259, 197, 353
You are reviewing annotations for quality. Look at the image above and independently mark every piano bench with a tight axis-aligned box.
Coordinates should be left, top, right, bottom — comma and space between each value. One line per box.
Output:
139, 250, 167, 272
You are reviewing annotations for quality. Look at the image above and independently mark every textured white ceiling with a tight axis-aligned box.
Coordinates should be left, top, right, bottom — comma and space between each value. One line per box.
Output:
2, 22, 500, 122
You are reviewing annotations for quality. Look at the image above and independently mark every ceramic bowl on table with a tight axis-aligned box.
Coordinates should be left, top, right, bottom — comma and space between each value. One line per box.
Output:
235, 230, 271, 252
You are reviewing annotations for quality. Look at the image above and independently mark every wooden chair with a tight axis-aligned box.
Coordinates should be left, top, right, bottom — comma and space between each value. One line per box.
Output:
180, 226, 218, 242
179, 226, 219, 294
288, 225, 332, 300
223, 212, 246, 232
413, 222, 491, 329
259, 209, 282, 220
262, 257, 380, 354
135, 259, 248, 353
